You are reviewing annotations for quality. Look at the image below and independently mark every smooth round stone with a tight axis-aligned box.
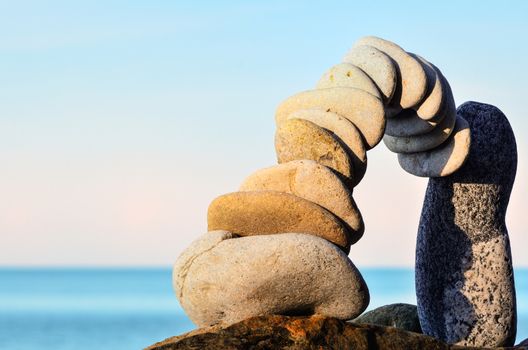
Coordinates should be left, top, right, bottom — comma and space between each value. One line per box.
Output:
387, 71, 452, 137
207, 191, 352, 252
342, 45, 397, 104
354, 36, 428, 110
287, 109, 367, 185
240, 160, 364, 243
416, 102, 517, 347
316, 63, 382, 100
352, 303, 422, 334
383, 84, 456, 154
275, 87, 386, 149
385, 108, 438, 137
275, 118, 354, 180
409, 54, 445, 120
174, 231, 370, 327
398, 116, 471, 177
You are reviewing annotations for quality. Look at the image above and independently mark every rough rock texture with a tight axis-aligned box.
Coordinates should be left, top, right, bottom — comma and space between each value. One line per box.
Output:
416, 101, 517, 347
146, 315, 524, 350
352, 303, 422, 333
518, 339, 528, 346
239, 160, 364, 242
207, 191, 353, 251
275, 118, 355, 180
174, 232, 369, 327
287, 109, 367, 184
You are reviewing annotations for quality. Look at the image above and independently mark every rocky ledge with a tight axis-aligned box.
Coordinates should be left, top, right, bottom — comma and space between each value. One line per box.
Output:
146, 315, 526, 350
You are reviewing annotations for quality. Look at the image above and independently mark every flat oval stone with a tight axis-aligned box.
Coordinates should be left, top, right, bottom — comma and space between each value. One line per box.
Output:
352, 303, 422, 334
342, 45, 397, 104
383, 84, 456, 154
207, 191, 352, 252
240, 160, 364, 243
287, 109, 367, 185
387, 72, 452, 137
354, 36, 428, 110
275, 118, 354, 180
398, 116, 471, 177
174, 231, 369, 327
385, 108, 438, 137
275, 87, 386, 149
409, 54, 445, 120
316, 63, 382, 100
416, 102, 517, 347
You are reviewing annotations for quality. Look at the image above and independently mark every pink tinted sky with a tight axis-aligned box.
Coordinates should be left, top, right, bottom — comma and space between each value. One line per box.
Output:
1, 1, 527, 267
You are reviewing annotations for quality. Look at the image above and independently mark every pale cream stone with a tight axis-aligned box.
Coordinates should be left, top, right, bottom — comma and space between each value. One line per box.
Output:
316, 62, 381, 100
398, 116, 471, 177
240, 160, 364, 243
275, 87, 386, 149
207, 191, 353, 251
174, 231, 369, 327
287, 109, 367, 185
342, 45, 397, 104
354, 36, 428, 110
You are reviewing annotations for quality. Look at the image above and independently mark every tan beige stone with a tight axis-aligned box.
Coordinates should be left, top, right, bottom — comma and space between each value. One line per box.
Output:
287, 109, 367, 185
354, 36, 428, 110
409, 54, 445, 120
207, 191, 352, 251
316, 63, 381, 100
398, 116, 471, 177
342, 45, 397, 104
240, 160, 364, 243
275, 118, 354, 180
275, 87, 386, 149
383, 80, 456, 154
174, 231, 369, 327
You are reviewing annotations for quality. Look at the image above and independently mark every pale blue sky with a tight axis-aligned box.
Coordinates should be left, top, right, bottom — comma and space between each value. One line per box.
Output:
1, 1, 527, 266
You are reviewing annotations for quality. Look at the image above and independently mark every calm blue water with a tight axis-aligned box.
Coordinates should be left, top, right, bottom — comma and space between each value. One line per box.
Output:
0, 268, 526, 349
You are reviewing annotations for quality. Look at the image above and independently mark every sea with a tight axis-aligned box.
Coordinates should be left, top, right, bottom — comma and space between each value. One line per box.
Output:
0, 268, 526, 349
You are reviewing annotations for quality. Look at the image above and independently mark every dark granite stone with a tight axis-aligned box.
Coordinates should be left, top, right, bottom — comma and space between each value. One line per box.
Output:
518, 338, 528, 347
352, 303, 422, 333
415, 101, 517, 347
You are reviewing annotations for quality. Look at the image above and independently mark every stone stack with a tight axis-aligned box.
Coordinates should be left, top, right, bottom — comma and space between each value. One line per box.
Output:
171, 37, 517, 343
344, 37, 471, 177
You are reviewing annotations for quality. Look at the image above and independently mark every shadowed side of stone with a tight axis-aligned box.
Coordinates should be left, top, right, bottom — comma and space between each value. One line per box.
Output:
145, 315, 526, 350
352, 303, 422, 333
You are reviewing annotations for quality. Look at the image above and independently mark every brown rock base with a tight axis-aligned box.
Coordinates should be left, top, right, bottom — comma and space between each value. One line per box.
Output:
145, 315, 526, 350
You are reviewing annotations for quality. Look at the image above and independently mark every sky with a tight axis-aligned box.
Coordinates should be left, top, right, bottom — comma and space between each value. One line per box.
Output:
0, 1, 527, 267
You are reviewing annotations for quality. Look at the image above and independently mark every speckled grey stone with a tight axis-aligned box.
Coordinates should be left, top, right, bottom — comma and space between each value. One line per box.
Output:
415, 101, 517, 347
351, 303, 422, 333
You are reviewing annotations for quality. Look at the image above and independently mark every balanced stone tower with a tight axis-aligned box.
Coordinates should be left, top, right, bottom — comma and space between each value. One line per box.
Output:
171, 36, 516, 347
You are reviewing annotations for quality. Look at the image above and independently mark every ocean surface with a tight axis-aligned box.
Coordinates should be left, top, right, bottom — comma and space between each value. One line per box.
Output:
0, 268, 526, 349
